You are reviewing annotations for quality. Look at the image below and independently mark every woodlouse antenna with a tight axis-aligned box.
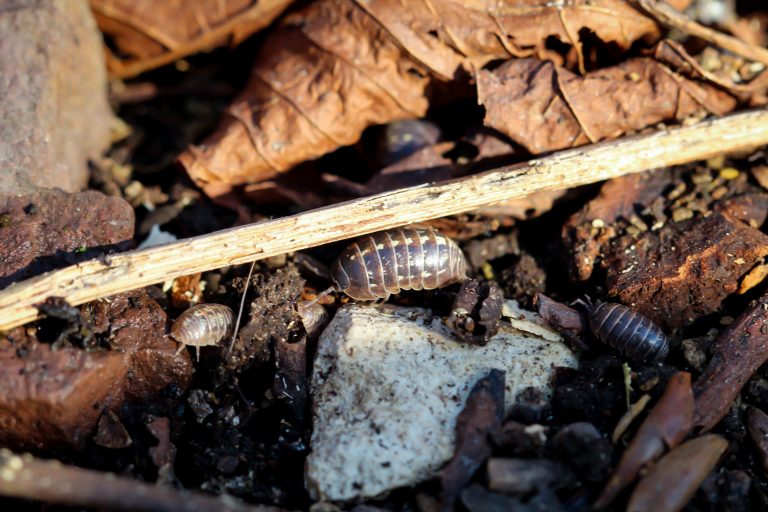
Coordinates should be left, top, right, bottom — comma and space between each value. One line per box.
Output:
228, 260, 257, 353
305, 286, 335, 307
572, 295, 595, 311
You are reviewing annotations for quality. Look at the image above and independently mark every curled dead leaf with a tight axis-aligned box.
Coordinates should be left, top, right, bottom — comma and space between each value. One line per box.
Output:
92, 0, 295, 78
179, 0, 690, 198
477, 55, 737, 155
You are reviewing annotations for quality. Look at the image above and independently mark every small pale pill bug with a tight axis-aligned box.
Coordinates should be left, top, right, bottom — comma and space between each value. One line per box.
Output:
580, 299, 669, 363
170, 303, 234, 361
297, 300, 330, 339
331, 228, 469, 300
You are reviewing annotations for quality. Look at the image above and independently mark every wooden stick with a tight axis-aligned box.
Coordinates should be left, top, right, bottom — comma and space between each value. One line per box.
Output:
0, 449, 279, 512
635, 0, 768, 67
0, 109, 767, 331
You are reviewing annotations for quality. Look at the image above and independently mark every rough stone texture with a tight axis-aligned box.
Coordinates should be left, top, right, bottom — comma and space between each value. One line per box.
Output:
604, 212, 768, 328
0, 291, 192, 449
306, 304, 577, 501
0, 189, 134, 289
0, 0, 114, 195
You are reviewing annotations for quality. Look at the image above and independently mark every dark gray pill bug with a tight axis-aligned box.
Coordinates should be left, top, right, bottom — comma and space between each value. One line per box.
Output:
587, 301, 669, 363
330, 228, 469, 301
170, 303, 234, 361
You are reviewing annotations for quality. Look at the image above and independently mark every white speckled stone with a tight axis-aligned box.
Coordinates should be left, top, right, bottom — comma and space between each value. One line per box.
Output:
306, 304, 577, 501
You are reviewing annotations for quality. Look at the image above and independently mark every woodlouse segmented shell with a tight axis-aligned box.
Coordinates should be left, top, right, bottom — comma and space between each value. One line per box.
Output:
170, 303, 234, 359
330, 228, 468, 300
588, 301, 669, 363
297, 300, 330, 339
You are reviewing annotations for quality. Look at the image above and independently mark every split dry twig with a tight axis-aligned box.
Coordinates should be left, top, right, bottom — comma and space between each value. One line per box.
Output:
635, 0, 768, 67
0, 109, 767, 330
0, 449, 279, 512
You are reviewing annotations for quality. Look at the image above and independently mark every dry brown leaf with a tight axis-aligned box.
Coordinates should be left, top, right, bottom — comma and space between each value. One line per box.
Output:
477, 55, 738, 154
179, 0, 691, 198
91, 0, 294, 78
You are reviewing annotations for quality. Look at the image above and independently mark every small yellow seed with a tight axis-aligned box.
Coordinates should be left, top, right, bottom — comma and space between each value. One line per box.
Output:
719, 167, 740, 180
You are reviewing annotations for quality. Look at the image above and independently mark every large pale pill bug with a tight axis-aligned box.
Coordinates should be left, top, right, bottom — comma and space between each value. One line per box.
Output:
330, 228, 469, 301
170, 303, 234, 361
582, 299, 669, 363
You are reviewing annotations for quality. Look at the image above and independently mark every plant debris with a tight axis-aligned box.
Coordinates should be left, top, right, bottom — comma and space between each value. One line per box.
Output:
178, 0, 692, 198
440, 369, 505, 510
626, 434, 728, 512
0, 290, 192, 448
447, 279, 504, 343
596, 372, 694, 507
693, 289, 768, 431
477, 53, 737, 155
92, 0, 294, 78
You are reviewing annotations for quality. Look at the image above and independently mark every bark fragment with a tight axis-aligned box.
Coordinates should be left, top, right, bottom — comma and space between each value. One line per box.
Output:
534, 294, 589, 351
693, 291, 768, 431
486, 458, 575, 495
626, 434, 728, 512
0, 189, 134, 289
0, 291, 192, 449
596, 372, 694, 507
563, 170, 674, 281
440, 370, 505, 510
604, 212, 768, 327
447, 280, 504, 343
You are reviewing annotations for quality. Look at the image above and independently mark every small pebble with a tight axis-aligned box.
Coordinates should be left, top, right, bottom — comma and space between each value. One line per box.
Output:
711, 186, 728, 200
672, 207, 694, 223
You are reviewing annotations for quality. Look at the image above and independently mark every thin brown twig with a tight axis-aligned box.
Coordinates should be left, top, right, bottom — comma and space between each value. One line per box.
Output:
0, 109, 767, 331
635, 0, 768, 67
0, 449, 281, 512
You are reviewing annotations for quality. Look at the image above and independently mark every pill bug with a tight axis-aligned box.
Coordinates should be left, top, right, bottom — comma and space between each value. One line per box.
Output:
330, 228, 469, 301
170, 303, 234, 361
581, 299, 669, 363
297, 300, 330, 339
